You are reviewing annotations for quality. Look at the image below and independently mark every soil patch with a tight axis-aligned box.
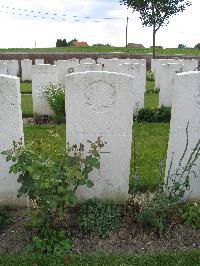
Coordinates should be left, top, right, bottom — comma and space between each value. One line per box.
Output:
0, 209, 199, 255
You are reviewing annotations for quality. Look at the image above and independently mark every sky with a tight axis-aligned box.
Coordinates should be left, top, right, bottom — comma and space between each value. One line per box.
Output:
0, 0, 199, 49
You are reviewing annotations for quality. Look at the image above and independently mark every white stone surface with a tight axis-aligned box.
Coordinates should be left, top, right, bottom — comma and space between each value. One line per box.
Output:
118, 63, 145, 112
65, 71, 135, 202
97, 58, 105, 64
32, 64, 58, 116
80, 58, 96, 64
152, 59, 198, 90
74, 63, 102, 72
165, 71, 200, 200
6, 60, 19, 76
0, 63, 7, 75
152, 59, 168, 89
21, 59, 32, 81
101, 59, 120, 72
159, 63, 182, 107
152, 59, 183, 89
35, 59, 44, 65
55, 59, 79, 86
130, 59, 147, 66
182, 59, 198, 72
0, 75, 27, 206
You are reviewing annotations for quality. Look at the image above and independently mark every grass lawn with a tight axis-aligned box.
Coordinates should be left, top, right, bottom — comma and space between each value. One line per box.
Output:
0, 46, 200, 56
20, 82, 32, 94
21, 95, 33, 117
24, 122, 170, 191
0, 250, 200, 266
146, 80, 155, 92
130, 123, 169, 190
144, 93, 159, 108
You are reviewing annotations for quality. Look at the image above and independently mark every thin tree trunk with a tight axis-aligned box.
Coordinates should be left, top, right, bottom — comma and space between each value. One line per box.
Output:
152, 1, 156, 59
153, 25, 156, 59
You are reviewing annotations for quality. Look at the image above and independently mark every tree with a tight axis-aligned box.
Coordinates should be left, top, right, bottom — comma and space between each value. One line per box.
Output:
119, 0, 192, 58
56, 39, 64, 47
68, 38, 78, 46
62, 39, 68, 47
178, 44, 187, 49
194, 43, 200, 50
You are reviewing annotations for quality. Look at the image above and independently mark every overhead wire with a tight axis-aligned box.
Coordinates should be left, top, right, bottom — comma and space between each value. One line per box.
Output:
0, 4, 129, 23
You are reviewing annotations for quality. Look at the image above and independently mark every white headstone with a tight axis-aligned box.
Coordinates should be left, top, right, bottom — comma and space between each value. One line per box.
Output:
130, 59, 147, 66
165, 71, 200, 200
21, 59, 32, 81
101, 59, 120, 72
0, 75, 27, 206
159, 63, 182, 107
182, 59, 198, 72
80, 58, 96, 64
118, 63, 145, 112
152, 59, 183, 89
55, 59, 79, 86
32, 64, 58, 116
35, 59, 44, 65
65, 71, 135, 202
6, 60, 19, 76
0, 63, 7, 75
74, 63, 102, 72
97, 58, 105, 64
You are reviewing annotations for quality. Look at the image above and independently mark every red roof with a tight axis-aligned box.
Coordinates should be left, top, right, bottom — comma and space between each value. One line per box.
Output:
73, 41, 89, 47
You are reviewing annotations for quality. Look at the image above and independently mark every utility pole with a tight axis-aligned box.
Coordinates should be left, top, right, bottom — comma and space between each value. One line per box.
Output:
126, 17, 129, 49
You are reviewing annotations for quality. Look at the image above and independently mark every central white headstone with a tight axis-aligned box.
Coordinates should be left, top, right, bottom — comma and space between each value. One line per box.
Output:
0, 75, 27, 206
65, 71, 135, 202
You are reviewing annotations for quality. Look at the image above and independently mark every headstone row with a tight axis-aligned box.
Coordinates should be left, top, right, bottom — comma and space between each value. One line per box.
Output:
151, 59, 199, 107
0, 70, 199, 206
32, 60, 146, 116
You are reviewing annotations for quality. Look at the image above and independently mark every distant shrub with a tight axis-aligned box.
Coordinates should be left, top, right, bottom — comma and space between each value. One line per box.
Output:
92, 43, 111, 47
137, 107, 157, 122
137, 107, 171, 123
157, 106, 171, 122
42, 83, 65, 123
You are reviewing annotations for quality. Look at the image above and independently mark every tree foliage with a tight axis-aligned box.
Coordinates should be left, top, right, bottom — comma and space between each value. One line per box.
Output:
194, 43, 200, 50
56, 38, 78, 47
178, 43, 187, 49
120, 0, 192, 57
120, 0, 192, 32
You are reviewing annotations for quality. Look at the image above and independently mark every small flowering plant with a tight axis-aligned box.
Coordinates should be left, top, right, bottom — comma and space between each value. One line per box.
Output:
42, 83, 65, 123
180, 202, 200, 228
1, 131, 106, 255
